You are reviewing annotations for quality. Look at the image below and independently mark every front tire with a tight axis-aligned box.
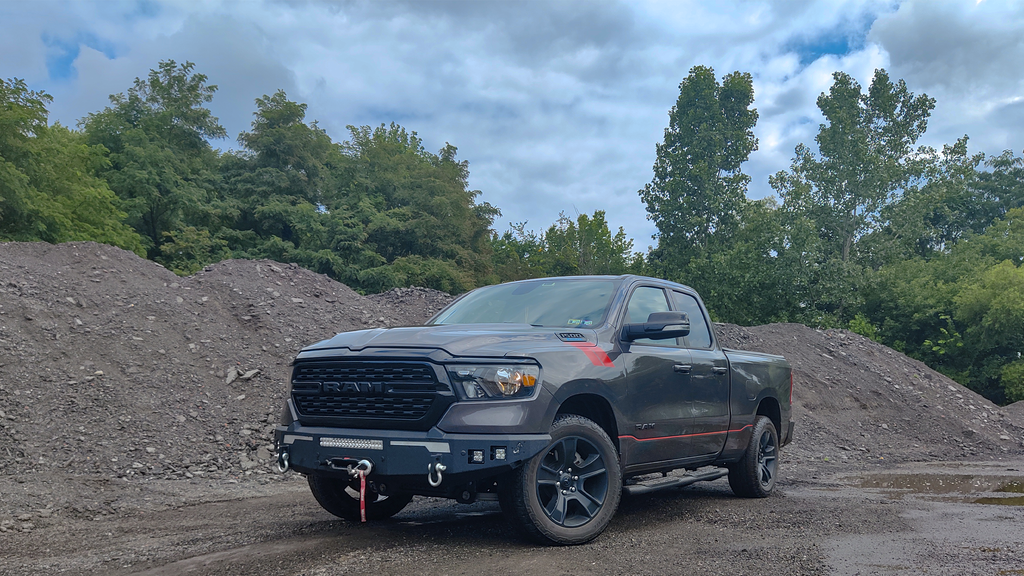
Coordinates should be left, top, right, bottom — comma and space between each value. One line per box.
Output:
501, 414, 622, 545
728, 415, 779, 498
307, 474, 413, 521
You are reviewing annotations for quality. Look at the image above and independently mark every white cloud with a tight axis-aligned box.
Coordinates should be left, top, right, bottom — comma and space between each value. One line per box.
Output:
3, 0, 1022, 250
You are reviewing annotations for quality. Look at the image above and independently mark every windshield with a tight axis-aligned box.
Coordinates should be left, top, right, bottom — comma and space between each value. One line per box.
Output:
431, 278, 619, 328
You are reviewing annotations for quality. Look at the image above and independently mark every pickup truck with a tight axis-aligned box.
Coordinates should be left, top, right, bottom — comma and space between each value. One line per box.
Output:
275, 275, 793, 544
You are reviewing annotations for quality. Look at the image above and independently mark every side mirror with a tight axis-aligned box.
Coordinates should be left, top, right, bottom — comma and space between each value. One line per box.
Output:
621, 311, 690, 342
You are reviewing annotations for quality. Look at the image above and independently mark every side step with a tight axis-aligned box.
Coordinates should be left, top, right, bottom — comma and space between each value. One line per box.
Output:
622, 468, 729, 497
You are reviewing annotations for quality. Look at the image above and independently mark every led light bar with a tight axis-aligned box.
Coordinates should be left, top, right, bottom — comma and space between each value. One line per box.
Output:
319, 437, 384, 450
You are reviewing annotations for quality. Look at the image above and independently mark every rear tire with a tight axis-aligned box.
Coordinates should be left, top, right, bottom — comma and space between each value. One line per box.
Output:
501, 414, 622, 545
307, 474, 413, 521
728, 415, 779, 498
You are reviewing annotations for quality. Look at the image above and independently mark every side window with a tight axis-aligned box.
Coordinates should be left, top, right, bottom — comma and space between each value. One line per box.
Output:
671, 291, 712, 349
624, 286, 673, 347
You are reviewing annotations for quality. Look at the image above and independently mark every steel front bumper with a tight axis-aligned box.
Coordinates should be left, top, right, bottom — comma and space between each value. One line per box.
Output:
274, 423, 551, 480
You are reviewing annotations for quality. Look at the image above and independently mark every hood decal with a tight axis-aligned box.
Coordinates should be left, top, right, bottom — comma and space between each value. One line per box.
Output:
567, 341, 615, 367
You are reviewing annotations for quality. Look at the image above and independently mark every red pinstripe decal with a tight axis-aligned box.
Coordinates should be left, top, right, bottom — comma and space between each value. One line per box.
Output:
567, 341, 615, 367
618, 424, 752, 442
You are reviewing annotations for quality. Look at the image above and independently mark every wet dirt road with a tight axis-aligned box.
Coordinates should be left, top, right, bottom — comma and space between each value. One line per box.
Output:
2, 461, 1023, 576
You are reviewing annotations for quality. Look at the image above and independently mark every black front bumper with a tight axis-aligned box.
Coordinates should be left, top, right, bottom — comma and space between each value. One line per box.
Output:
275, 422, 550, 483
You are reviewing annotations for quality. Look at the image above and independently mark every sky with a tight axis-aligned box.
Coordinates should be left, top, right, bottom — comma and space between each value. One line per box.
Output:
2, 0, 1023, 251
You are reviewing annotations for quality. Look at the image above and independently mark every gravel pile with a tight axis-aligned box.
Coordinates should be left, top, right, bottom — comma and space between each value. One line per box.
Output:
716, 323, 1024, 465
0, 242, 450, 507
0, 241, 1021, 531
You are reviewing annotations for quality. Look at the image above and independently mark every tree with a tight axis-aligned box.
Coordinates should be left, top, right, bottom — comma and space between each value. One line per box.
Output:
770, 69, 935, 321
0, 78, 143, 253
543, 211, 640, 276
342, 123, 499, 292
83, 60, 225, 259
489, 211, 642, 282
218, 90, 370, 282
640, 66, 757, 254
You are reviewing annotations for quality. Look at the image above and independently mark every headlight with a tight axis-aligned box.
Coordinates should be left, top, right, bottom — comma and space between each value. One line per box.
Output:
447, 364, 540, 400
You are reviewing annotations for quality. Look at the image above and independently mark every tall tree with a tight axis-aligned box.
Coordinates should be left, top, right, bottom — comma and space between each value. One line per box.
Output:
770, 69, 935, 321
83, 60, 226, 258
640, 66, 758, 264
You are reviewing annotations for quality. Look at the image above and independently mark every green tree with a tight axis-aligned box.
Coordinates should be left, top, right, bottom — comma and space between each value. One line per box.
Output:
640, 66, 757, 267
218, 90, 374, 282
490, 222, 548, 282
0, 78, 143, 252
83, 60, 225, 259
770, 69, 936, 321
343, 123, 499, 292
543, 211, 640, 276
490, 210, 642, 282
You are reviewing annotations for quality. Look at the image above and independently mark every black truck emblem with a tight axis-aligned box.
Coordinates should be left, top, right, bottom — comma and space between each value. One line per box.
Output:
320, 381, 386, 394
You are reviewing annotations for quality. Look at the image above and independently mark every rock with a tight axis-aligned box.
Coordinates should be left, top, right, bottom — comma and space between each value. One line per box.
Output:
256, 447, 272, 460
239, 369, 260, 381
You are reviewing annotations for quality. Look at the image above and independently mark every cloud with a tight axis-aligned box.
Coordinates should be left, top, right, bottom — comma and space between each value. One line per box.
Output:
3, 0, 1022, 250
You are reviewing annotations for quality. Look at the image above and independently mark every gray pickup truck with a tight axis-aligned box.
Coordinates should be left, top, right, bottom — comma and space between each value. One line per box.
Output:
275, 275, 793, 544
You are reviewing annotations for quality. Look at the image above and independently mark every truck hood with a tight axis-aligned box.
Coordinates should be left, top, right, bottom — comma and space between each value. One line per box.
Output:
300, 324, 599, 358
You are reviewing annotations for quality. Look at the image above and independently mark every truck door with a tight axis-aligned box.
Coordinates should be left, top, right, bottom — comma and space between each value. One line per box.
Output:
620, 285, 694, 466
671, 290, 730, 456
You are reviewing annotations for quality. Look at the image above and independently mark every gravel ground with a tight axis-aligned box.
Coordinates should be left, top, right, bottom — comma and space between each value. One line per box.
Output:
1, 241, 1023, 575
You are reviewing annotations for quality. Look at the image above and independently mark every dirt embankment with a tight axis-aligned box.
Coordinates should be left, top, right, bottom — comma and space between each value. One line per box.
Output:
0, 241, 1022, 534
715, 323, 1023, 465
0, 242, 450, 528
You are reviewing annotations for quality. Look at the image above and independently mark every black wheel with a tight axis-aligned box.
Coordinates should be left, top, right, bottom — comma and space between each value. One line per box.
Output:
728, 415, 779, 498
501, 414, 622, 545
307, 474, 413, 521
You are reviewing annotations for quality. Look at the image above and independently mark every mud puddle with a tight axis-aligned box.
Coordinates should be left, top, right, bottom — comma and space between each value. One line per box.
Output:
856, 473, 1024, 505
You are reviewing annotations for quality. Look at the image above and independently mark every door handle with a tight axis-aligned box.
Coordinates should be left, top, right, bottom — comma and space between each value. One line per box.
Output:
712, 366, 728, 375
673, 364, 691, 373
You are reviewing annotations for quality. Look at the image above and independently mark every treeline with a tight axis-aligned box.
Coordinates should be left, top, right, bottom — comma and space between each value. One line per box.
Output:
638, 65, 1024, 405
1, 60, 1022, 405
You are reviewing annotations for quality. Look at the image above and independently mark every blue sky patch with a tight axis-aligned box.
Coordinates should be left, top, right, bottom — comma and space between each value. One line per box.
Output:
43, 32, 120, 81
785, 13, 876, 66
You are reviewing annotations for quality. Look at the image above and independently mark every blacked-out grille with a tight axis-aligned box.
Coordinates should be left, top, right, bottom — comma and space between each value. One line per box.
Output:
291, 361, 445, 423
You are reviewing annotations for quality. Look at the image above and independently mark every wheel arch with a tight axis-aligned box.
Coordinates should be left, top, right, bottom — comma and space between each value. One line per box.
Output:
756, 396, 781, 435
555, 393, 620, 452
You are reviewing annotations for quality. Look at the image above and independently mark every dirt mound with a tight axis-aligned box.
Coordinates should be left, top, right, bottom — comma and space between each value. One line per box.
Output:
0, 242, 453, 493
715, 323, 1024, 464
1006, 401, 1024, 421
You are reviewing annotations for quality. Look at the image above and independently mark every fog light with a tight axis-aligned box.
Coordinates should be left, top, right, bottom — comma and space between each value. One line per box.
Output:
492, 447, 507, 460
469, 450, 485, 464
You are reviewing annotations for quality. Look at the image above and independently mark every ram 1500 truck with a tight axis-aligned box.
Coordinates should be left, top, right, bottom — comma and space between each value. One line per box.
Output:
275, 275, 793, 544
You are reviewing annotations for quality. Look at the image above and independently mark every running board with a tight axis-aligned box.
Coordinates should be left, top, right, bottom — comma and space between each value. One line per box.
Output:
622, 468, 729, 497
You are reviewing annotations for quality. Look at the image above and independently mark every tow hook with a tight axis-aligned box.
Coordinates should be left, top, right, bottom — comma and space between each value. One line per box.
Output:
349, 459, 373, 478
427, 462, 447, 487
276, 450, 290, 473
